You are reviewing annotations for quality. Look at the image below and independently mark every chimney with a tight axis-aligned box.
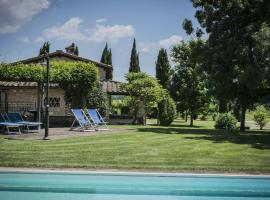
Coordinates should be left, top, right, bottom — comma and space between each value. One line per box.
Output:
65, 43, 78, 55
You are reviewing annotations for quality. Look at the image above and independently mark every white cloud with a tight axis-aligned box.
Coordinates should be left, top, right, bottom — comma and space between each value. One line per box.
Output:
158, 35, 182, 48
138, 35, 182, 54
96, 18, 107, 23
39, 17, 134, 43
138, 42, 157, 53
0, 0, 50, 33
18, 37, 30, 43
90, 24, 134, 43
35, 36, 45, 43
43, 17, 87, 41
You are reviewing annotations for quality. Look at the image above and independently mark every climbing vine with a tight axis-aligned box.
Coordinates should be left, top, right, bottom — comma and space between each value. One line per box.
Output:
0, 61, 98, 108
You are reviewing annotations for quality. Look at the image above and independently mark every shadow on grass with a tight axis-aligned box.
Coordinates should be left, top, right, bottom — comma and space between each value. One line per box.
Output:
147, 123, 202, 128
137, 126, 270, 150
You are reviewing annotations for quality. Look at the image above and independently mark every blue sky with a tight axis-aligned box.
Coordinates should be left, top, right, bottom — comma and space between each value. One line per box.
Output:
0, 0, 198, 81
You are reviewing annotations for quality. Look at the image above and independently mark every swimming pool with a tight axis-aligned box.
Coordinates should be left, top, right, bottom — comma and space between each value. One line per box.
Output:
0, 171, 270, 200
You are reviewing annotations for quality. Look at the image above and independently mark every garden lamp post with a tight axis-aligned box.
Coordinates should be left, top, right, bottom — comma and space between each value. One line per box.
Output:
41, 53, 50, 140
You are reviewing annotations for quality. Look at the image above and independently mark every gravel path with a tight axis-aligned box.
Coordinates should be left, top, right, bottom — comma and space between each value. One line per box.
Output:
0, 127, 126, 140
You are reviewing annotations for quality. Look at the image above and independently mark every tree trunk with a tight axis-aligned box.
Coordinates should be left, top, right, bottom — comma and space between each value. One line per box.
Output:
157, 105, 160, 125
143, 113, 147, 126
132, 98, 144, 125
185, 110, 188, 122
233, 103, 241, 122
190, 113, 194, 126
240, 104, 246, 132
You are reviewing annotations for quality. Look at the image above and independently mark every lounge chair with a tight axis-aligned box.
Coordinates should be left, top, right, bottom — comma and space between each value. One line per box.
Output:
70, 109, 95, 131
86, 109, 109, 130
0, 113, 22, 134
6, 112, 42, 132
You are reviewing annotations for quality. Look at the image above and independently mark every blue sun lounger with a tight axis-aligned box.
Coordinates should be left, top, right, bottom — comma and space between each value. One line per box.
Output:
0, 113, 22, 134
6, 112, 42, 132
86, 109, 109, 130
70, 109, 95, 132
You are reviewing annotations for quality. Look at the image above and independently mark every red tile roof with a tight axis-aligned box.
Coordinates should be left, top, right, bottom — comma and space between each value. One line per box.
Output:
11, 50, 112, 69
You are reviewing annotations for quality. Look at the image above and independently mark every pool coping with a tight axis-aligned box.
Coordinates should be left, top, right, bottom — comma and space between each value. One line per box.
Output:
1, 167, 270, 178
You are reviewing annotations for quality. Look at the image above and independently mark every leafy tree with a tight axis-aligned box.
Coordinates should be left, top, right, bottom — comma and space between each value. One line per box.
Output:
129, 38, 140, 72
39, 41, 50, 55
190, 0, 270, 131
200, 100, 218, 121
122, 72, 165, 125
182, 18, 194, 35
171, 39, 208, 126
111, 96, 131, 115
253, 105, 269, 130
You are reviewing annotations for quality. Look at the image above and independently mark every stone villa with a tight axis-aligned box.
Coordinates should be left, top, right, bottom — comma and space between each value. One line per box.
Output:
0, 44, 126, 125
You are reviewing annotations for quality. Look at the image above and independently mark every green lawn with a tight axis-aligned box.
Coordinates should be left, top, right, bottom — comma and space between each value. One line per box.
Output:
0, 119, 270, 173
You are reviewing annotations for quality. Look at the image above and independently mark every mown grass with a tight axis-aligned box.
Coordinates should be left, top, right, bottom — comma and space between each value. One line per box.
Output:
0, 119, 270, 173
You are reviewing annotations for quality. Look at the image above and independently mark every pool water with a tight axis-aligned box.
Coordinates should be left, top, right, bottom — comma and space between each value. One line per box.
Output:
0, 171, 270, 200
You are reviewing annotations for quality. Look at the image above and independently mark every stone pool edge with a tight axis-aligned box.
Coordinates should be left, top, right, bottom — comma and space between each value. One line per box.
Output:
1, 167, 270, 177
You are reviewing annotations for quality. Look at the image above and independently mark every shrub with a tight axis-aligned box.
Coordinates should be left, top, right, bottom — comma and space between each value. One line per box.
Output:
158, 95, 176, 126
253, 105, 269, 130
87, 84, 107, 116
215, 113, 237, 130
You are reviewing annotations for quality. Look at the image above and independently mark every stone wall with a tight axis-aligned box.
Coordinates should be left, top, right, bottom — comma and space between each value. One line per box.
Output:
7, 88, 37, 103
6, 88, 66, 116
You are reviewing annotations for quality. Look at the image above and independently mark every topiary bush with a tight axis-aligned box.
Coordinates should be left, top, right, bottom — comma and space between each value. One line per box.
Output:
253, 105, 269, 130
158, 95, 176, 126
215, 113, 237, 130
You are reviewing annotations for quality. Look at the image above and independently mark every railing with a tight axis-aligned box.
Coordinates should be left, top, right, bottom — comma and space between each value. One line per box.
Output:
0, 102, 37, 113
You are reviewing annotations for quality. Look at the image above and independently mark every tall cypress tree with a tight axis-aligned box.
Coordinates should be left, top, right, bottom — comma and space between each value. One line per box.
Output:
74, 46, 79, 56
129, 38, 140, 72
106, 48, 113, 80
100, 43, 109, 64
156, 48, 171, 89
39, 41, 50, 55
100, 43, 113, 80
156, 48, 172, 125
108, 48, 112, 65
